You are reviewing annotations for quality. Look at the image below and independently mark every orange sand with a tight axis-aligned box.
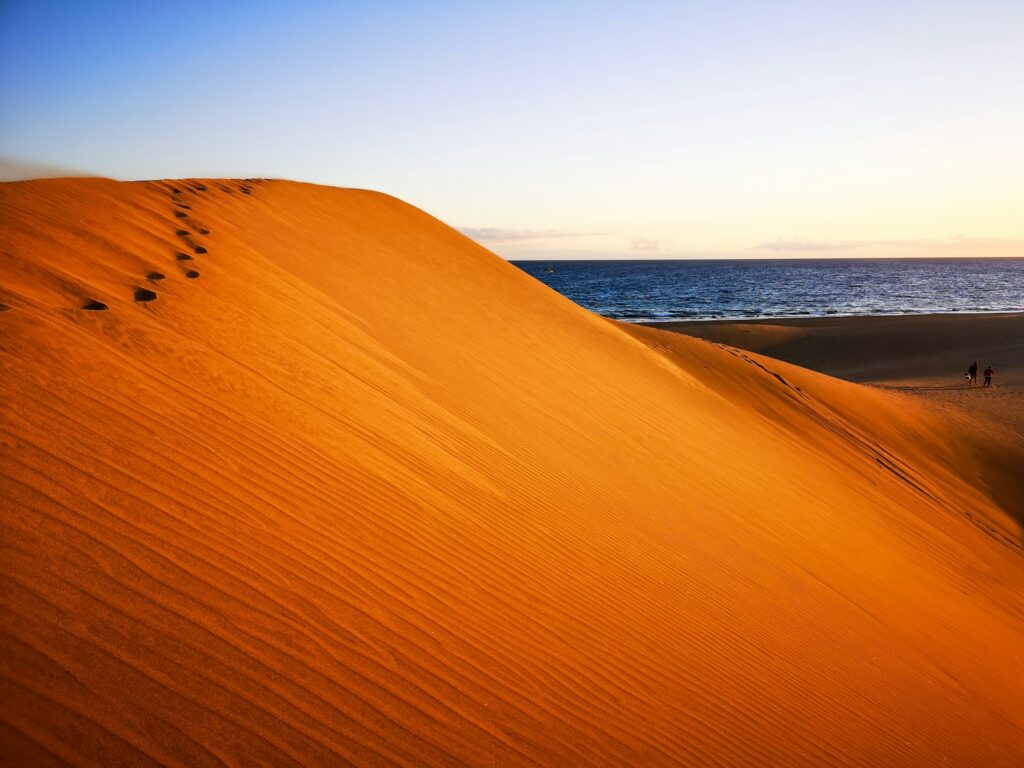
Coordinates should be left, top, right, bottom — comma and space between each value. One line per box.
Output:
1, 178, 1022, 766
651, 312, 1024, 444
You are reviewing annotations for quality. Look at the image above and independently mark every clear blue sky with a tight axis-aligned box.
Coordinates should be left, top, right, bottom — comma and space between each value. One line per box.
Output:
2, 1, 1022, 258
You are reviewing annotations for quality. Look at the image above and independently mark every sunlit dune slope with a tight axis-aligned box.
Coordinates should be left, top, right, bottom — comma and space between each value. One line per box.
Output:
2, 178, 1022, 767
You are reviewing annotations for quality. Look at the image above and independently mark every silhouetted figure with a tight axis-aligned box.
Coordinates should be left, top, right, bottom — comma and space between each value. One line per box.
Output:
983, 365, 994, 387
968, 361, 979, 386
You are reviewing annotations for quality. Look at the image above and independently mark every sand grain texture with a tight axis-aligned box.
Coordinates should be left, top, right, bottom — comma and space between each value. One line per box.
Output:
1, 179, 1023, 766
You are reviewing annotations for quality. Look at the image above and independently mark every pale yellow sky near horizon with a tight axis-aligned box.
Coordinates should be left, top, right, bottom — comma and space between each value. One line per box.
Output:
451, 122, 1023, 259
2, 153, 1019, 260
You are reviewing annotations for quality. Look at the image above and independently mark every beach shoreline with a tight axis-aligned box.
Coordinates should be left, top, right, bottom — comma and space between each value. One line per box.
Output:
628, 308, 1024, 324
642, 311, 1023, 378
647, 311, 1024, 441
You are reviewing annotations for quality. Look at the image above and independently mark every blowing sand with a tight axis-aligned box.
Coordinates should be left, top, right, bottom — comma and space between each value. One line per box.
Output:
2, 179, 1023, 766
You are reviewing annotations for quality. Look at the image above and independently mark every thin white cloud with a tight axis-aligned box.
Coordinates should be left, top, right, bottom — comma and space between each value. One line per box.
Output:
753, 236, 1024, 253
754, 238, 861, 252
630, 237, 670, 252
458, 227, 597, 243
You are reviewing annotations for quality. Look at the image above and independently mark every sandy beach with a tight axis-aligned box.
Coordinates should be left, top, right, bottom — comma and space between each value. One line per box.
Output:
649, 313, 1024, 446
2, 179, 1023, 766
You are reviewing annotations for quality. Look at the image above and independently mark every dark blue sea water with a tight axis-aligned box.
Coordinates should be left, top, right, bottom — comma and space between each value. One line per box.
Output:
513, 258, 1024, 322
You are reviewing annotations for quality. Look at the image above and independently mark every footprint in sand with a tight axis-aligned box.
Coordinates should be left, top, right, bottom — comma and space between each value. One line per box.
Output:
147, 272, 166, 282
175, 229, 190, 236
195, 184, 207, 192
171, 187, 181, 195
0, 303, 11, 312
82, 299, 108, 311
176, 252, 193, 261
185, 270, 200, 279
198, 228, 210, 235
193, 246, 207, 255
134, 288, 158, 304
174, 211, 189, 218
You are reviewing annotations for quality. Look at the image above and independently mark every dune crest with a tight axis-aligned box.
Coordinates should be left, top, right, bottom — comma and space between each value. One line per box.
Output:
2, 178, 1022, 766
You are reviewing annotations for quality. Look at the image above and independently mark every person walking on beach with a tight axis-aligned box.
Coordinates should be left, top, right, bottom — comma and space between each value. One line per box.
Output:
968, 361, 979, 386
984, 365, 994, 387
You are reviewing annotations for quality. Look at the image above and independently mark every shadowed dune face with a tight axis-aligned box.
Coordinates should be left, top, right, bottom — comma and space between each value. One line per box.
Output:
1, 178, 1022, 767
650, 315, 1024, 516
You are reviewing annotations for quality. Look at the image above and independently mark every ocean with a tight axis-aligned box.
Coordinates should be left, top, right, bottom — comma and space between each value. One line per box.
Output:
512, 258, 1024, 322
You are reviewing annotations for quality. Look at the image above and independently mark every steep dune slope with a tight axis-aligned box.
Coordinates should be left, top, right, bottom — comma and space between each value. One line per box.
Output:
2, 178, 1022, 767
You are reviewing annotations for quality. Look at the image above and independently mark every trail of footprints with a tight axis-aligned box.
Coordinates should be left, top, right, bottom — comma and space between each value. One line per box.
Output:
76, 180, 260, 312
2, 180, 261, 315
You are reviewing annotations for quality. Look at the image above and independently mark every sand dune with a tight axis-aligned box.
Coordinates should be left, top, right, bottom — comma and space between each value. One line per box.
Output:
2, 178, 1023, 766
652, 313, 1024, 475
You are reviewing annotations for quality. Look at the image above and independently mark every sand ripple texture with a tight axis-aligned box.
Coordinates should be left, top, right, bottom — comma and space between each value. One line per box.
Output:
1, 178, 1022, 766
